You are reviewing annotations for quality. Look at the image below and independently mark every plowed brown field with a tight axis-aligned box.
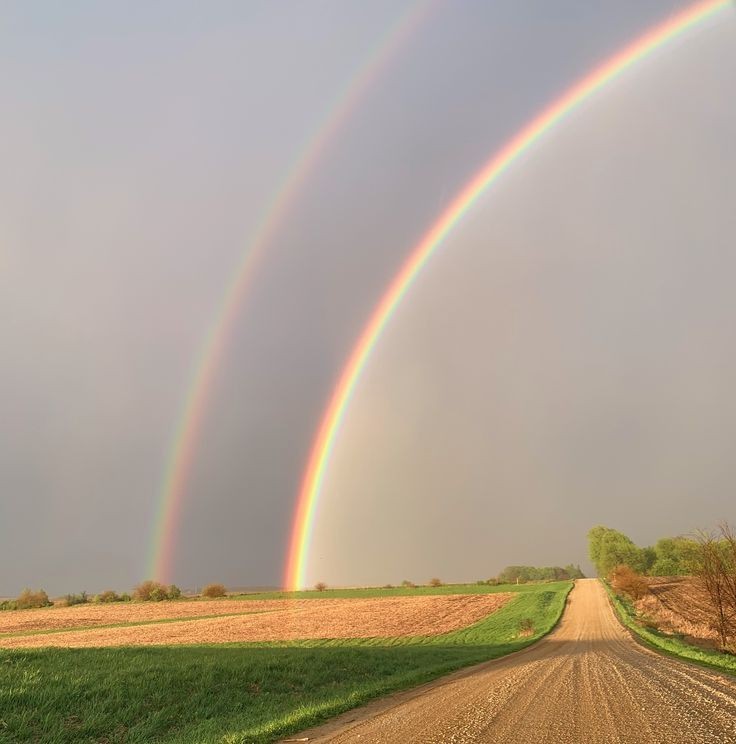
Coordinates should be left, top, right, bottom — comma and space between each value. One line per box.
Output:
636, 577, 719, 645
0, 593, 512, 648
0, 599, 290, 634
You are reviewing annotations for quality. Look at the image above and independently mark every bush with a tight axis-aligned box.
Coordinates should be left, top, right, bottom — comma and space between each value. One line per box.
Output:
16, 589, 52, 609
401, 580, 415, 588
518, 617, 535, 636
610, 565, 649, 600
0, 600, 17, 611
119, 593, 132, 602
167, 584, 182, 600
202, 583, 227, 598
314, 582, 327, 592
133, 580, 169, 602
94, 590, 120, 603
64, 592, 89, 606
429, 578, 443, 587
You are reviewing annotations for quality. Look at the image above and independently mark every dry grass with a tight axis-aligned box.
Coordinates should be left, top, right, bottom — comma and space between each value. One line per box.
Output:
0, 593, 513, 649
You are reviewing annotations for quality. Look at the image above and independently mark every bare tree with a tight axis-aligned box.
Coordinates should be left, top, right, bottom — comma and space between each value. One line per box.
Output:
695, 525, 736, 650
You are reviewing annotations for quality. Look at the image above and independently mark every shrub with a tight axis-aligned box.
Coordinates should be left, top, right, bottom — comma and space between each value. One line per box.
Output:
133, 580, 169, 602
202, 583, 227, 598
610, 565, 649, 600
16, 589, 52, 609
429, 578, 443, 587
167, 584, 182, 600
119, 593, 132, 602
94, 590, 120, 603
401, 580, 415, 588
518, 617, 535, 636
149, 586, 168, 602
382, 584, 394, 589
0, 600, 18, 611
64, 592, 89, 606
314, 582, 327, 592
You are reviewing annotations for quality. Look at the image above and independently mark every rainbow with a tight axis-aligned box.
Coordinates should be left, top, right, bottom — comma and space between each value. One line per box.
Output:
148, 1, 436, 582
285, 0, 732, 590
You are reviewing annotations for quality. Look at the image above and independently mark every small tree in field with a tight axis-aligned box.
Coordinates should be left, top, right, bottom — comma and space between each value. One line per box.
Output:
314, 582, 327, 592
202, 583, 227, 598
429, 578, 443, 587
401, 579, 415, 588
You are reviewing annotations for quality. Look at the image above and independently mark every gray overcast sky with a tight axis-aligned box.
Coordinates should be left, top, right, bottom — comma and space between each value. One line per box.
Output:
1, 1, 734, 595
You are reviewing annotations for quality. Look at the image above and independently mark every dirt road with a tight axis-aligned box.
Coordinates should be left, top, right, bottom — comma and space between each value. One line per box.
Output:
291, 579, 736, 743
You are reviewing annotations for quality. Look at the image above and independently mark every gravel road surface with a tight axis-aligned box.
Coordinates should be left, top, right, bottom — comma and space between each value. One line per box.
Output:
288, 578, 736, 743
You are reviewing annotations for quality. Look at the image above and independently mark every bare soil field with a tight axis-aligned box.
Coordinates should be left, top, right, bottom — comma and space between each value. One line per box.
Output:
0, 599, 298, 635
0, 593, 512, 648
635, 577, 719, 645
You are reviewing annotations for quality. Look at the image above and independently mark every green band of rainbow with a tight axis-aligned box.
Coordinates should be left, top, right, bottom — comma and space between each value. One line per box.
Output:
147, 1, 435, 582
285, 0, 732, 590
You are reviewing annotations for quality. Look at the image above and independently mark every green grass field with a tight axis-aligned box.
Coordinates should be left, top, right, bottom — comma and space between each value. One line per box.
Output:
602, 580, 736, 677
232, 581, 550, 600
0, 582, 571, 743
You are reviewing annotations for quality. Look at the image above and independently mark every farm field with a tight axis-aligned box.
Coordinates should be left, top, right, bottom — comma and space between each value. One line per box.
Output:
0, 593, 512, 648
634, 577, 718, 646
0, 581, 570, 743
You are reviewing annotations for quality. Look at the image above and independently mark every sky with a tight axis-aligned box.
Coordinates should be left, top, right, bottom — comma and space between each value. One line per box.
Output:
1, 1, 735, 595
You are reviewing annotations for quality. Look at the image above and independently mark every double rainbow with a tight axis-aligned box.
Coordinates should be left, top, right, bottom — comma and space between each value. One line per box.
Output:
285, 0, 732, 589
148, 1, 436, 582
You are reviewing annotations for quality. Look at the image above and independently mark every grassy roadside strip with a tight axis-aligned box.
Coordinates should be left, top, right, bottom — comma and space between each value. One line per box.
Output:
601, 579, 736, 676
0, 583, 571, 744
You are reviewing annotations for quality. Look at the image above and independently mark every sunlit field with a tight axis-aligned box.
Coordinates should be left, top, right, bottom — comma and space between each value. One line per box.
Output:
0, 581, 570, 743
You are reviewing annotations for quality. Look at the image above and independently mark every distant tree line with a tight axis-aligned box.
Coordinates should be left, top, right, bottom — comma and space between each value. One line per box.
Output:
496, 564, 585, 584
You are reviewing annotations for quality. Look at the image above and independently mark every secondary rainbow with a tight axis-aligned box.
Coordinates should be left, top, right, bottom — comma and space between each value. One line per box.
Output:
285, 0, 732, 590
148, 1, 436, 582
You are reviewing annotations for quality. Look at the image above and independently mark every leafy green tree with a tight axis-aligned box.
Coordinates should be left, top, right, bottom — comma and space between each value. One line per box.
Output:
588, 526, 648, 576
650, 537, 699, 576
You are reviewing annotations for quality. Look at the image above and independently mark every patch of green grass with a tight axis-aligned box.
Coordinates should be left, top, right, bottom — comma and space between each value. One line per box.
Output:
602, 579, 736, 676
0, 582, 571, 744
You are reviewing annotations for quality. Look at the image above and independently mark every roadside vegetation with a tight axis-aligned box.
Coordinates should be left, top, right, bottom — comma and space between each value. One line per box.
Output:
0, 580, 572, 743
590, 523, 736, 674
